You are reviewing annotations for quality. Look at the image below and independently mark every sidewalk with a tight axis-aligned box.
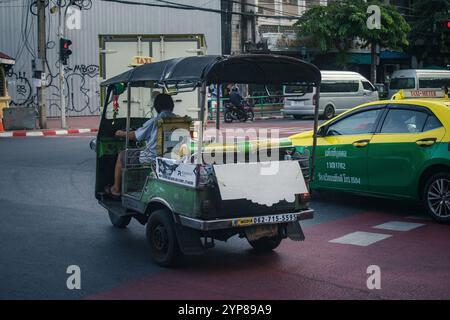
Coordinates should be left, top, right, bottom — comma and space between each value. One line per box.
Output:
0, 116, 100, 138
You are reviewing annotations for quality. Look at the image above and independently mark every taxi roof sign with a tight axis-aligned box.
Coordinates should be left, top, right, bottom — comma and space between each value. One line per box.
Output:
129, 55, 153, 67
391, 89, 448, 100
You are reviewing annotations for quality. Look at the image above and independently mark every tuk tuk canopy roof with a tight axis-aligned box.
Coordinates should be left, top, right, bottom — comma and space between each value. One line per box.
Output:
101, 54, 321, 87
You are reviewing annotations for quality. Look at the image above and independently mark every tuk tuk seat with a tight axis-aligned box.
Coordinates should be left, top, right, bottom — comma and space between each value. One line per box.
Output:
123, 116, 192, 195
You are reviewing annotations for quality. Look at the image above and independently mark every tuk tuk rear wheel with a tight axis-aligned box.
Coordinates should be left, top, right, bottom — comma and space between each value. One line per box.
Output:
146, 209, 181, 267
108, 211, 131, 228
248, 235, 282, 252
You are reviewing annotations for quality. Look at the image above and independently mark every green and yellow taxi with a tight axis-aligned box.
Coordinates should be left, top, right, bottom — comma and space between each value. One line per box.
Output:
289, 89, 450, 222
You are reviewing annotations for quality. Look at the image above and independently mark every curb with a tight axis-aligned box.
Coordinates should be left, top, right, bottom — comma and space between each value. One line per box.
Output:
0, 128, 98, 138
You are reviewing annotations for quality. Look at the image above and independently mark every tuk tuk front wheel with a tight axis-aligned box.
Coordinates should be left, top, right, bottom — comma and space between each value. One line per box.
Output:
108, 211, 131, 228
248, 235, 282, 252
146, 209, 181, 267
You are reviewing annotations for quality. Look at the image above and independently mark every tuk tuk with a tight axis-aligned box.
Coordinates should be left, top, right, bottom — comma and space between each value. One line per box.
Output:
97, 54, 322, 267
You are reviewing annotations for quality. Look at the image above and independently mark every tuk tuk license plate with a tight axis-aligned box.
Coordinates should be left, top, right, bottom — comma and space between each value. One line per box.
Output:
235, 213, 297, 226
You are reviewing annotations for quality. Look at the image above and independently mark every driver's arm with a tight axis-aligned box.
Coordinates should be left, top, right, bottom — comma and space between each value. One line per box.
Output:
115, 130, 136, 140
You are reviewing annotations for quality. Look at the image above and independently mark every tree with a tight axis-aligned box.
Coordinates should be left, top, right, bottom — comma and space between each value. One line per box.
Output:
361, 1, 410, 83
408, 0, 450, 68
295, 0, 410, 82
295, 0, 366, 70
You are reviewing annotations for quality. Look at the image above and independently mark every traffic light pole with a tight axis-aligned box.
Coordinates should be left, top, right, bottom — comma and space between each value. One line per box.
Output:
37, 0, 47, 129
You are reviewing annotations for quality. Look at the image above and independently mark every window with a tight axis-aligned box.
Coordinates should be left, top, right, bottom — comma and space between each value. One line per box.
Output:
380, 109, 428, 134
362, 81, 375, 91
326, 108, 383, 136
419, 78, 450, 89
423, 114, 443, 132
321, 80, 359, 93
284, 84, 313, 94
389, 77, 415, 90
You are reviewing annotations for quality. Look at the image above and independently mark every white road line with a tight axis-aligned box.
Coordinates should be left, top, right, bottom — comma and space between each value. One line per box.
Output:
26, 132, 44, 137
0, 132, 13, 137
373, 221, 425, 232
329, 231, 392, 246
55, 130, 69, 135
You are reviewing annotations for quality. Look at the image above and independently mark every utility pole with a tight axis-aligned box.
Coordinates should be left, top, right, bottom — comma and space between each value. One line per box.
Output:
37, 0, 47, 129
58, 2, 67, 129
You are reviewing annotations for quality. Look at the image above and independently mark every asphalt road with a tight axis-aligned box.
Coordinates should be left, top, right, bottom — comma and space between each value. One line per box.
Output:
1, 120, 449, 299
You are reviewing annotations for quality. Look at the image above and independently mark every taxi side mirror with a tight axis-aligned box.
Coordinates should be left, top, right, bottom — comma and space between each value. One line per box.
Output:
316, 126, 327, 137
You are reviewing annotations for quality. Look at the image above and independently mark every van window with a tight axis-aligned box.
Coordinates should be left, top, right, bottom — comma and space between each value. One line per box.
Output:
284, 84, 313, 94
389, 78, 415, 90
419, 78, 450, 89
321, 80, 359, 93
362, 81, 375, 91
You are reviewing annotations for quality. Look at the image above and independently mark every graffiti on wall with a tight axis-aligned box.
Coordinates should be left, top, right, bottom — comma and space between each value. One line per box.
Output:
6, 62, 101, 116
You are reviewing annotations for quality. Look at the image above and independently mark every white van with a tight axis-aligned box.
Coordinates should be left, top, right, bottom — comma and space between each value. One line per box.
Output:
388, 69, 450, 99
282, 71, 379, 120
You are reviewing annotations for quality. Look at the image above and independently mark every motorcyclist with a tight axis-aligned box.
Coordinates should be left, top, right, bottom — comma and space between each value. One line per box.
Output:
229, 85, 244, 110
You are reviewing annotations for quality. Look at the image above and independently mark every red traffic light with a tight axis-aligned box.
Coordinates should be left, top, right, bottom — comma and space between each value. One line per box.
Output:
447, 21, 450, 28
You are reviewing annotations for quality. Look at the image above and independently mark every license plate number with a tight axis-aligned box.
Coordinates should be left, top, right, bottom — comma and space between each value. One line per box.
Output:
234, 213, 297, 226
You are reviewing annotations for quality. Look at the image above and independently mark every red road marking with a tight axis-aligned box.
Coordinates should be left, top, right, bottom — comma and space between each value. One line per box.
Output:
85, 212, 450, 300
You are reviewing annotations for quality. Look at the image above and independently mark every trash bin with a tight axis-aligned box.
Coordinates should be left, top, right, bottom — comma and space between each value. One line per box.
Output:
2, 107, 36, 130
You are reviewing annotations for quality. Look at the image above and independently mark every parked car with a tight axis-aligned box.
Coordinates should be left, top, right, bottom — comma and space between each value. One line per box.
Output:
375, 83, 388, 99
388, 69, 450, 99
282, 71, 379, 120
289, 89, 450, 222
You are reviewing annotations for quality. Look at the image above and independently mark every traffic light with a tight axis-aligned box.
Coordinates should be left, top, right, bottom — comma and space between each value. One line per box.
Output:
59, 38, 72, 65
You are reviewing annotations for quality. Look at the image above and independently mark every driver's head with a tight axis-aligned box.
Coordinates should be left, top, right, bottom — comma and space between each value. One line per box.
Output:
154, 93, 174, 113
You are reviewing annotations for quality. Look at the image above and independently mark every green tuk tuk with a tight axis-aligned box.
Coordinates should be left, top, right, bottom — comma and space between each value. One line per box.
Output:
97, 54, 322, 266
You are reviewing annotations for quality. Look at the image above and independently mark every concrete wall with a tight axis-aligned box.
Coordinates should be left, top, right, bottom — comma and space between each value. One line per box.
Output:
0, 0, 221, 117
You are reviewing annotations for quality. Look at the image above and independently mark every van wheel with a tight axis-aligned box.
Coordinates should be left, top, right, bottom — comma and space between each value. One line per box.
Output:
293, 115, 303, 120
248, 235, 282, 252
146, 209, 181, 267
323, 105, 335, 120
108, 211, 131, 228
422, 172, 450, 223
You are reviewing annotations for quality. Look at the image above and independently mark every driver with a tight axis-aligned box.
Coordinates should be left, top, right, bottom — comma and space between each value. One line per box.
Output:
105, 93, 176, 198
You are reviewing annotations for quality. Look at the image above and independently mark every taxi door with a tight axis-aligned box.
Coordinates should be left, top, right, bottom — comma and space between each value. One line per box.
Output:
312, 106, 385, 192
368, 104, 446, 197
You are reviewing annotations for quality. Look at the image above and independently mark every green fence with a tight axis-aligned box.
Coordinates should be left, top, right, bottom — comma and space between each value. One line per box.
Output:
208, 95, 284, 120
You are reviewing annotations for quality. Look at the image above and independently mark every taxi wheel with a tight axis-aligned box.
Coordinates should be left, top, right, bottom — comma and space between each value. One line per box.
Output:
146, 209, 181, 267
323, 105, 335, 120
248, 235, 282, 252
423, 172, 450, 223
108, 211, 131, 228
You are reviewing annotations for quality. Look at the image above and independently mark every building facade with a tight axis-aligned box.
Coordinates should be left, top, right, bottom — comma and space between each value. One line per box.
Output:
0, 0, 221, 117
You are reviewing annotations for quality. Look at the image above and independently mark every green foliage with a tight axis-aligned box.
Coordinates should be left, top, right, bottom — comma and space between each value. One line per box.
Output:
408, 0, 450, 65
362, 0, 410, 49
295, 0, 411, 66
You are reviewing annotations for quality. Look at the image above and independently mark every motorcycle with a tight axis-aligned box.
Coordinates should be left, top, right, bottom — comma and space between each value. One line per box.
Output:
223, 100, 255, 123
